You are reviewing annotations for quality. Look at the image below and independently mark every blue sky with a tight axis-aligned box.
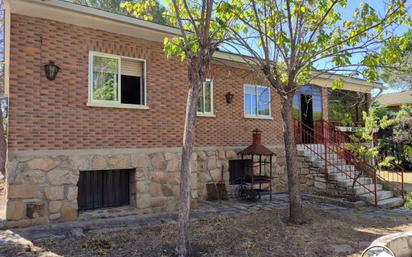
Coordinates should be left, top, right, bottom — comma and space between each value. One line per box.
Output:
209, 0, 411, 94
338, 1, 411, 94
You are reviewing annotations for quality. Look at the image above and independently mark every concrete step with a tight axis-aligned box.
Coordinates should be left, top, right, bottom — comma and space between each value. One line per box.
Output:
336, 177, 373, 187
327, 167, 357, 176
328, 171, 362, 181
358, 190, 394, 202
326, 164, 355, 171
377, 196, 404, 209
353, 183, 382, 195
304, 155, 318, 162
297, 149, 305, 155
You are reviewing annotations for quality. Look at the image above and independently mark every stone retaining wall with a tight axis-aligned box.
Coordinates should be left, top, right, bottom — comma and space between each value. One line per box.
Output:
3, 146, 324, 228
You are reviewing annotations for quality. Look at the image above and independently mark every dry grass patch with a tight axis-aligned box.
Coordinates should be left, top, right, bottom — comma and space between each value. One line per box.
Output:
2, 207, 412, 257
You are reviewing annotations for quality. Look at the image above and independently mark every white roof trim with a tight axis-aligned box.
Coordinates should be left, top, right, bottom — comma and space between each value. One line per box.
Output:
314, 72, 384, 89
8, 0, 180, 42
8, 0, 381, 92
15, 0, 180, 35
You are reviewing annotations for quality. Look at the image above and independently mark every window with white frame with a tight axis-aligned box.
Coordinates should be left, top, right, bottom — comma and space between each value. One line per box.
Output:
244, 85, 271, 118
197, 79, 214, 115
89, 52, 146, 107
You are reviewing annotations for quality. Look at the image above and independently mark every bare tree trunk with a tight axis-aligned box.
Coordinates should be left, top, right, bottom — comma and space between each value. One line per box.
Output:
0, 107, 6, 208
281, 93, 304, 223
177, 65, 202, 257
0, 107, 6, 175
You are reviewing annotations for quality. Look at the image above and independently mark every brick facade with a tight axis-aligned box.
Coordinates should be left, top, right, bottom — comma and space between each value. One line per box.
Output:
3, 14, 296, 228
4, 13, 369, 228
8, 14, 283, 151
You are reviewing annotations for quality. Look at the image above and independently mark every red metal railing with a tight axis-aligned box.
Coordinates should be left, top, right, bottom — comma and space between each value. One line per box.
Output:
294, 119, 405, 206
322, 120, 405, 202
294, 119, 378, 204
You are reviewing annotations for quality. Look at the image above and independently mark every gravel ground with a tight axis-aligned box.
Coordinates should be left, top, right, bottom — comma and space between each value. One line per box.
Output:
2, 206, 412, 257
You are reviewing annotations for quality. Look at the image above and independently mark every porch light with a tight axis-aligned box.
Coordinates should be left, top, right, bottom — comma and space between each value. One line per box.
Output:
225, 92, 234, 104
44, 61, 60, 81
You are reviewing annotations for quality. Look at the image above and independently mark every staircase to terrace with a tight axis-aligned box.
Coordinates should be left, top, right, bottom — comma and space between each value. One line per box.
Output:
294, 120, 405, 209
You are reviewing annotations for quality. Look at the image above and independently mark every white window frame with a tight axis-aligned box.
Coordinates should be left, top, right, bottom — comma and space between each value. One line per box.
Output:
243, 84, 272, 119
87, 51, 148, 109
197, 79, 215, 117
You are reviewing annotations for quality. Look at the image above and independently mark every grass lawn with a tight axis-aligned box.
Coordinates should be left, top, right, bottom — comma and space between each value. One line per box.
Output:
2, 207, 412, 257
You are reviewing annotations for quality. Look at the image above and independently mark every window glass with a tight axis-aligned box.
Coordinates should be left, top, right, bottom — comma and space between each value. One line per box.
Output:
328, 89, 367, 125
204, 81, 212, 113
92, 55, 119, 101
244, 85, 257, 116
257, 87, 270, 116
90, 53, 146, 106
292, 85, 323, 121
197, 85, 204, 112
197, 80, 213, 115
244, 85, 270, 117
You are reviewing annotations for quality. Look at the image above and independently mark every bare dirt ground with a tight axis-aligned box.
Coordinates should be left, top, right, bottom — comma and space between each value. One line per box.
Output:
1, 207, 412, 257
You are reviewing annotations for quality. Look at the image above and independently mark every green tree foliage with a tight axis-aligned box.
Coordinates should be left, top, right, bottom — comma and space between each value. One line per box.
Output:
377, 106, 412, 169
381, 30, 412, 90
222, 0, 409, 84
347, 104, 412, 170
120, 0, 231, 256
93, 79, 116, 100
69, 0, 170, 25
219, 0, 409, 223
403, 192, 412, 210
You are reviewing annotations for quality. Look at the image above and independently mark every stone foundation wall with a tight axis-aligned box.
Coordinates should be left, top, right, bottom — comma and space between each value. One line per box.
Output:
3, 146, 324, 228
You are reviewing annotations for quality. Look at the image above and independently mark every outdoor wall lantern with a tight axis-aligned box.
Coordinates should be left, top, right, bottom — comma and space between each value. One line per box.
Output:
44, 61, 60, 81
225, 92, 234, 104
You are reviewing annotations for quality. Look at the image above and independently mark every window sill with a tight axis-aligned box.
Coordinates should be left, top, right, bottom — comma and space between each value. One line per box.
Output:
197, 113, 216, 118
87, 102, 150, 110
244, 115, 273, 120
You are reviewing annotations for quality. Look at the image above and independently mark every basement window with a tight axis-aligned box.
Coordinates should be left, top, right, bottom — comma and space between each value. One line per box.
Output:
88, 52, 147, 108
77, 169, 132, 211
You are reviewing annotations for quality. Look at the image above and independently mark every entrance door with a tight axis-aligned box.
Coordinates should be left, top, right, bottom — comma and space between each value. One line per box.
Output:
300, 94, 314, 143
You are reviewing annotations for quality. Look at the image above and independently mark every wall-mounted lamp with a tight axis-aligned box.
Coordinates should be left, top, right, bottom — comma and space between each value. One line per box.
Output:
44, 61, 60, 81
225, 92, 234, 104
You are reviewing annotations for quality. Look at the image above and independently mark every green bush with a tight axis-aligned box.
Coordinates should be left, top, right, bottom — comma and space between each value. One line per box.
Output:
403, 192, 412, 210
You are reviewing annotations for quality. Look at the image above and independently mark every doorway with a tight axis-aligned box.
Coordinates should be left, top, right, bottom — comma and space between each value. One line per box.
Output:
300, 94, 314, 143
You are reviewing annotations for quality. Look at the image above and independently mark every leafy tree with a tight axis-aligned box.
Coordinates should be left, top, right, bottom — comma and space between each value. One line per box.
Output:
221, 0, 409, 223
69, 0, 170, 25
381, 30, 412, 90
122, 0, 230, 256
377, 105, 412, 169
346, 104, 412, 171
71, 0, 125, 12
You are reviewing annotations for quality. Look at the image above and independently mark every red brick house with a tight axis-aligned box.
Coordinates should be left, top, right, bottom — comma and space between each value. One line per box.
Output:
1, 0, 385, 228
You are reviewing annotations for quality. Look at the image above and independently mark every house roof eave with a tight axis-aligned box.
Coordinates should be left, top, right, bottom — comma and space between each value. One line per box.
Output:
8, 0, 181, 42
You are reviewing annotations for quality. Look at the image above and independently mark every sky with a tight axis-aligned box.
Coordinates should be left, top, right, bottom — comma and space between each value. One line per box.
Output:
214, 0, 411, 94
338, 1, 411, 94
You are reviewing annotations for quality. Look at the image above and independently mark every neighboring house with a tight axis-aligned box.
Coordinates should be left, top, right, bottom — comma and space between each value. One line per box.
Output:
377, 90, 412, 111
2, 0, 384, 228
